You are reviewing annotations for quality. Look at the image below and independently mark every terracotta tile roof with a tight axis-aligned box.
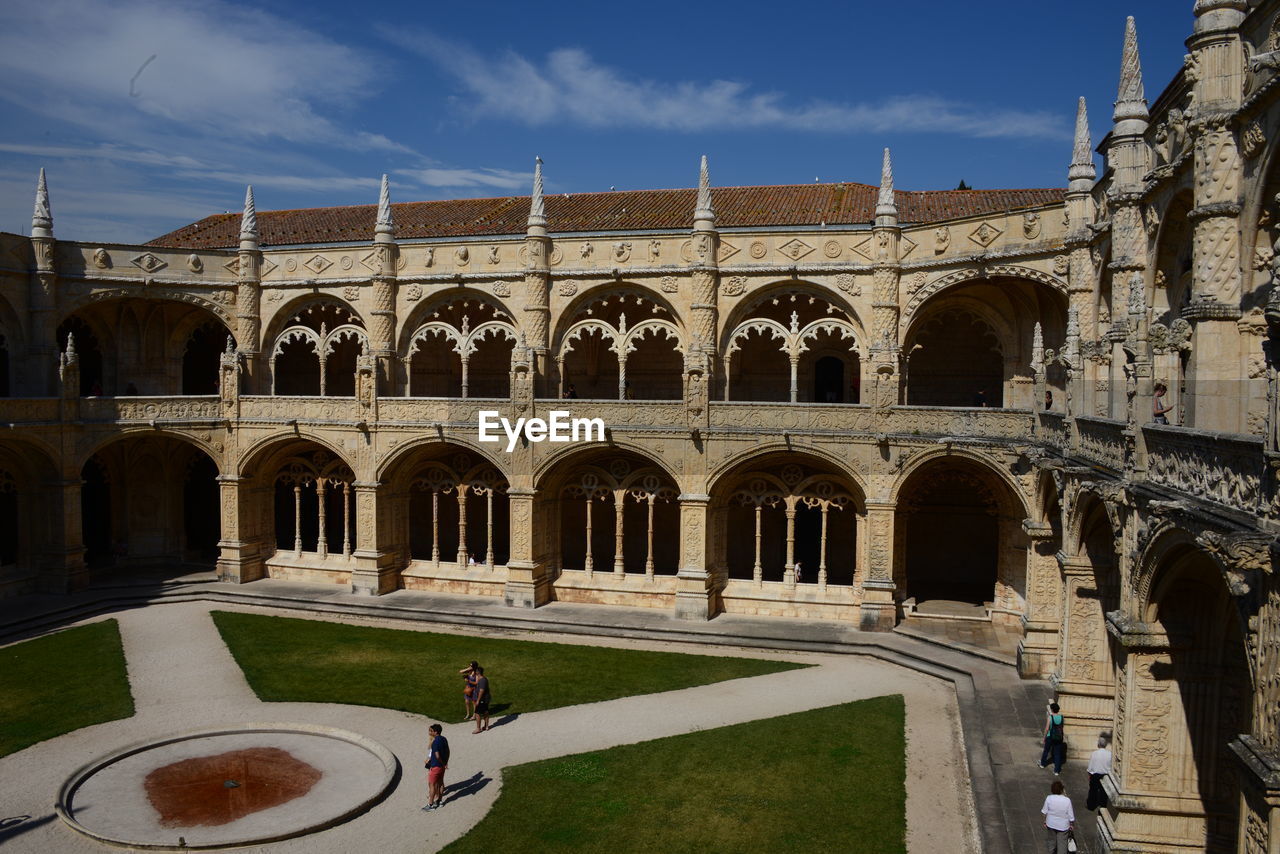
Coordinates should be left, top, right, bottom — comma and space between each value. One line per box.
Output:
147, 183, 1065, 249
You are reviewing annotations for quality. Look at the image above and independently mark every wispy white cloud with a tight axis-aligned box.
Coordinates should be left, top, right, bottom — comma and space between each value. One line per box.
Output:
382, 28, 1064, 139
396, 167, 531, 191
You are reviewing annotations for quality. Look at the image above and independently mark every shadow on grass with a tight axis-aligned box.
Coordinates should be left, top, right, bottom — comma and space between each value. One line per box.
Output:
443, 772, 492, 805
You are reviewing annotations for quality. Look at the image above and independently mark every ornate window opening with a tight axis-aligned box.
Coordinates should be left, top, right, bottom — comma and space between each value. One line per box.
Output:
723, 290, 860, 403
58, 316, 103, 396
724, 466, 858, 587
904, 309, 1003, 407
558, 461, 680, 576
409, 455, 510, 566
404, 299, 516, 398
273, 451, 356, 557
270, 302, 366, 396
183, 322, 234, 395
557, 290, 683, 400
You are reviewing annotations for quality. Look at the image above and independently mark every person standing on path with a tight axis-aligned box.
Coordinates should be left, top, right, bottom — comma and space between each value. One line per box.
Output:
1086, 735, 1112, 811
1040, 702, 1067, 774
472, 666, 491, 733
1041, 780, 1075, 854
459, 661, 479, 721
424, 723, 450, 811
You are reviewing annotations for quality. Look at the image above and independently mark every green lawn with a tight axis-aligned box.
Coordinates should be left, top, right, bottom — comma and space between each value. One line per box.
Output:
211, 611, 806, 723
443, 694, 906, 854
0, 620, 135, 757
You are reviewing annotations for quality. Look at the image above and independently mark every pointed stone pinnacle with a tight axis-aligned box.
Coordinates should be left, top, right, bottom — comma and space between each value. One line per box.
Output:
239, 185, 258, 248
528, 156, 546, 234
876, 148, 896, 219
694, 155, 715, 230
376, 174, 396, 238
32, 167, 52, 238
1069, 97, 1096, 186
1114, 16, 1148, 125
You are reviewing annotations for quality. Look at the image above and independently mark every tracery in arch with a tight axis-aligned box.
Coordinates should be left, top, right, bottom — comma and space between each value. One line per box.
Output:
273, 449, 356, 557
270, 301, 366, 396
557, 289, 683, 400
404, 298, 516, 398
723, 288, 860, 403
406, 449, 510, 567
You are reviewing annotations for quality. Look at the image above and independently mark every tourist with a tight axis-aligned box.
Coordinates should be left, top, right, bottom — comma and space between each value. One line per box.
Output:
459, 661, 479, 720
973, 388, 989, 407
468, 553, 477, 566
1039, 702, 1067, 774
1041, 780, 1075, 854
1044, 390, 1053, 411
1152, 382, 1173, 424
472, 665, 491, 733
1086, 735, 1112, 811
423, 723, 449, 811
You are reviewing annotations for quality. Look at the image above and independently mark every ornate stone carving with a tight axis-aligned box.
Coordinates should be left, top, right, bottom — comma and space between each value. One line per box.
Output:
1022, 212, 1041, 240
1053, 255, 1070, 276
823, 240, 842, 259
1243, 119, 1266, 160
343, 286, 360, 301
455, 246, 469, 266
303, 254, 331, 275
719, 276, 745, 296
934, 227, 950, 253
557, 280, 578, 297
580, 242, 593, 260
405, 284, 422, 301
131, 252, 166, 273
749, 241, 766, 259
969, 222, 1001, 247
612, 242, 631, 263
488, 245, 501, 264
777, 239, 813, 261
492, 280, 511, 298
835, 273, 861, 296
424, 246, 434, 267
92, 248, 110, 269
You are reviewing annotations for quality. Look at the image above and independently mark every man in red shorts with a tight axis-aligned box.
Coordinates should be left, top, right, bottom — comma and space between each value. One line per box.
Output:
424, 723, 449, 810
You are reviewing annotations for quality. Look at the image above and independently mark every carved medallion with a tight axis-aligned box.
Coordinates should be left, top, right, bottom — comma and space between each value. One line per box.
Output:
721, 276, 746, 296
131, 252, 167, 273
969, 222, 1002, 247
749, 241, 767, 259
777, 239, 814, 261
303, 254, 331, 275
823, 240, 842, 259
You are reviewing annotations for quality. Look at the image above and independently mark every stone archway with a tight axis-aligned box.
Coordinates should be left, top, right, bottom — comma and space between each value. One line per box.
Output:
1107, 541, 1252, 853
894, 455, 1027, 622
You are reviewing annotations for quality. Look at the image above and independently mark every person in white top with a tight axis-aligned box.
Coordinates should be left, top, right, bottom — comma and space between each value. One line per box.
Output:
1041, 780, 1075, 854
1086, 735, 1113, 811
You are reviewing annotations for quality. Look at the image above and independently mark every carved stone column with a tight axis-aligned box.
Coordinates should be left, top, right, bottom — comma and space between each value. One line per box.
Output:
1017, 519, 1061, 678
858, 499, 897, 631
503, 486, 551, 608
370, 266, 398, 393
1052, 552, 1116, 757
673, 493, 713, 621
46, 476, 87, 593
350, 481, 397, 595
29, 237, 58, 397
235, 253, 263, 393
215, 474, 263, 583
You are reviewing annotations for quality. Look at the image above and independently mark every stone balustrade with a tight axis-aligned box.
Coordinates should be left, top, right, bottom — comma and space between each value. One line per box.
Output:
1143, 423, 1266, 514
1036, 411, 1071, 453
1074, 415, 1129, 472
78, 396, 222, 422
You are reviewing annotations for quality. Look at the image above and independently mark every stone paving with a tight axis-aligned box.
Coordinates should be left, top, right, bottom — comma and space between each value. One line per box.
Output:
0, 576, 1104, 852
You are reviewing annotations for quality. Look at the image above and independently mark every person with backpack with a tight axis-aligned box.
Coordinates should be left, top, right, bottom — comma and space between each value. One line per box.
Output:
1039, 702, 1067, 775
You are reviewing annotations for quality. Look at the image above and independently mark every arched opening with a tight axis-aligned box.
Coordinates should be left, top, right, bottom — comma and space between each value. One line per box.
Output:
895, 456, 1026, 620
1122, 546, 1252, 850
403, 296, 516, 398
80, 436, 221, 574
398, 447, 511, 569
272, 451, 356, 557
540, 450, 680, 578
904, 277, 1067, 409
58, 316, 104, 396
182, 322, 232, 394
269, 301, 365, 397
555, 288, 682, 400
723, 286, 861, 403
714, 457, 862, 586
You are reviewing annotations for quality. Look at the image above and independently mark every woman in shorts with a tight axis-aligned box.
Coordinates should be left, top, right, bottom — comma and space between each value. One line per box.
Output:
459, 661, 479, 721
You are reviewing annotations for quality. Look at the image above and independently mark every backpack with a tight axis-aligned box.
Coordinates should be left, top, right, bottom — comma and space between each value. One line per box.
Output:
1049, 714, 1064, 744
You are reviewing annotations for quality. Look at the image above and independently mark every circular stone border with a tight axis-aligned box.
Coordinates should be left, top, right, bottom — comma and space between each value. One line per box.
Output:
55, 722, 400, 851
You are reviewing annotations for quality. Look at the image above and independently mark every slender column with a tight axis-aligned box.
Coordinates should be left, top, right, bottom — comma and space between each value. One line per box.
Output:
456, 484, 469, 565
753, 503, 763, 584
789, 357, 799, 403
269, 358, 277, 395
556, 355, 565, 398
783, 497, 797, 586
584, 497, 594, 575
618, 354, 627, 401
342, 482, 352, 558
431, 489, 440, 565
818, 504, 829, 589
316, 479, 328, 557
485, 489, 495, 567
293, 484, 303, 556
318, 356, 327, 397
644, 495, 655, 578
722, 356, 732, 401
613, 489, 625, 575
461, 354, 470, 399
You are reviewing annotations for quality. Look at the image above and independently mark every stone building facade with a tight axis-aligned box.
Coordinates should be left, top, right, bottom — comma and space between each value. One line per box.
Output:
5, 2, 1280, 850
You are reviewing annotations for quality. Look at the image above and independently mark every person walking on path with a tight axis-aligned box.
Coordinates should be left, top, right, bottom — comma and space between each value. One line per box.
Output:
459, 661, 479, 721
472, 666, 491, 733
1041, 780, 1075, 854
1086, 735, 1112, 811
424, 723, 450, 811
1039, 702, 1067, 774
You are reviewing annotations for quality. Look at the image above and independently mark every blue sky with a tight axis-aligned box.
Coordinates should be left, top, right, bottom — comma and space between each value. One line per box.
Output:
0, 0, 1188, 243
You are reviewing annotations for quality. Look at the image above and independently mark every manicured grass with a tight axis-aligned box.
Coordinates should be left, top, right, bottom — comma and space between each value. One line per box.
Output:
443, 694, 906, 854
211, 610, 806, 723
0, 620, 135, 757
